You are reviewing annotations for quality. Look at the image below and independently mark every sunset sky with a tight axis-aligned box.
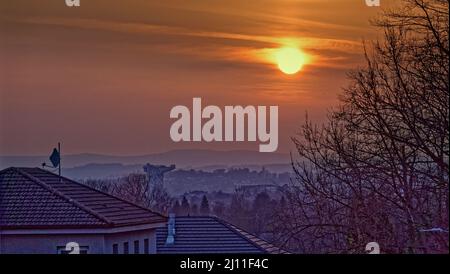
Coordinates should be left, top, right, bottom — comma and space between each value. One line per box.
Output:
0, 0, 399, 155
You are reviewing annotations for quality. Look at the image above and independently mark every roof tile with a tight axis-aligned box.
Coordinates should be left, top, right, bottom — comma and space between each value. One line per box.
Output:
0, 167, 166, 229
156, 216, 289, 254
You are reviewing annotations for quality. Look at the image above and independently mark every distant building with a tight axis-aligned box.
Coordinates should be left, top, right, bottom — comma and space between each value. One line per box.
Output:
236, 184, 283, 198
0, 167, 287, 254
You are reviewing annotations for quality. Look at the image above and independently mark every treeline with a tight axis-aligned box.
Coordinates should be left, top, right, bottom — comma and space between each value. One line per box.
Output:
170, 191, 283, 241
164, 168, 291, 194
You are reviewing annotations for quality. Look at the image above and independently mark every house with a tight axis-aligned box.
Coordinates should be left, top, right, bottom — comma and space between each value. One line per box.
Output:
156, 216, 288, 254
0, 167, 287, 254
0, 167, 167, 254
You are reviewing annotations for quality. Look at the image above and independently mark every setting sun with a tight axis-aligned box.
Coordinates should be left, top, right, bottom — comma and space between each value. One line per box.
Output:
275, 47, 306, 75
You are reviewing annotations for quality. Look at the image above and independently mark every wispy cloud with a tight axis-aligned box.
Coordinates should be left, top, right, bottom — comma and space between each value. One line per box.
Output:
0, 0, 385, 155
3, 15, 364, 69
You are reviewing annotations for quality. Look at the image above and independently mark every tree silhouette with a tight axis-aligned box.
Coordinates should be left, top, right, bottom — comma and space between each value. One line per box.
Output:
200, 195, 210, 216
252, 192, 273, 236
227, 190, 252, 230
180, 196, 190, 216
85, 173, 173, 215
275, 0, 449, 254
171, 200, 181, 215
191, 203, 199, 216
213, 201, 225, 217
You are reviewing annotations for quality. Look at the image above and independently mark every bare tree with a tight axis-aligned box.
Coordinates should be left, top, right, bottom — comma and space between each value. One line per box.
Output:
85, 173, 173, 215
275, 0, 448, 254
112, 173, 151, 207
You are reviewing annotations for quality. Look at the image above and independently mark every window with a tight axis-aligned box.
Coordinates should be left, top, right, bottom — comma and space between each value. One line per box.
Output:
144, 239, 149, 254
123, 242, 129, 254
134, 240, 140, 254
112, 244, 119, 254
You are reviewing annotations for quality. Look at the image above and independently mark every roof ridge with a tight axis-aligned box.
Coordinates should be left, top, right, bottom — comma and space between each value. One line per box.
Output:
211, 216, 288, 254
13, 167, 114, 226
210, 216, 267, 253
0, 167, 16, 176
228, 222, 290, 254
37, 168, 167, 220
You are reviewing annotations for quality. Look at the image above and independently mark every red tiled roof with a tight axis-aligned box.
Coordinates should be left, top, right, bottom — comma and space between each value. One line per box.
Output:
0, 167, 167, 229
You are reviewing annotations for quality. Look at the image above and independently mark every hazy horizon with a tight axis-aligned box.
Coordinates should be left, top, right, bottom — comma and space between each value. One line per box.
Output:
0, 148, 290, 157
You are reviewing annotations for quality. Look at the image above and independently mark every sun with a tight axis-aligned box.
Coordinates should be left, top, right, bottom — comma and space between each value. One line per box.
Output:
275, 47, 305, 75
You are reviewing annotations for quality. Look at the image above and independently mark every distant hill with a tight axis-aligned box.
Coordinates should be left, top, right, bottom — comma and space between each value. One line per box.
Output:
0, 149, 291, 172
62, 163, 143, 179
59, 162, 293, 180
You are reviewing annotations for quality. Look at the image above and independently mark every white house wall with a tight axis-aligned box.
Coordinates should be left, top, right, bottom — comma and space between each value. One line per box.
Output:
0, 228, 157, 254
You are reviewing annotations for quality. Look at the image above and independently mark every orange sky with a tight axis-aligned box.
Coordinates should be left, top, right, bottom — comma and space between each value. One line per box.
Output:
0, 0, 400, 155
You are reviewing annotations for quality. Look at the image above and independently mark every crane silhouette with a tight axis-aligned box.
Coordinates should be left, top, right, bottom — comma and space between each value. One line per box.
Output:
143, 163, 176, 186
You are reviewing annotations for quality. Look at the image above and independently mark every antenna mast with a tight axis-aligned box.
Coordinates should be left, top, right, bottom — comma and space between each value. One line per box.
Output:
58, 142, 61, 178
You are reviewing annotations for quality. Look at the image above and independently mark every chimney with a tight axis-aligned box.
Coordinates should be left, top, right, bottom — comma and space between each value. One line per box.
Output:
165, 213, 176, 245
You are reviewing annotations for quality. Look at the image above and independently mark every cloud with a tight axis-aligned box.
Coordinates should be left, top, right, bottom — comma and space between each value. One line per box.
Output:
0, 0, 385, 155
2, 15, 364, 69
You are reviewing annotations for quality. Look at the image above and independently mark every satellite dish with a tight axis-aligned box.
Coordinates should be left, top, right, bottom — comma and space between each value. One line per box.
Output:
49, 148, 60, 168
